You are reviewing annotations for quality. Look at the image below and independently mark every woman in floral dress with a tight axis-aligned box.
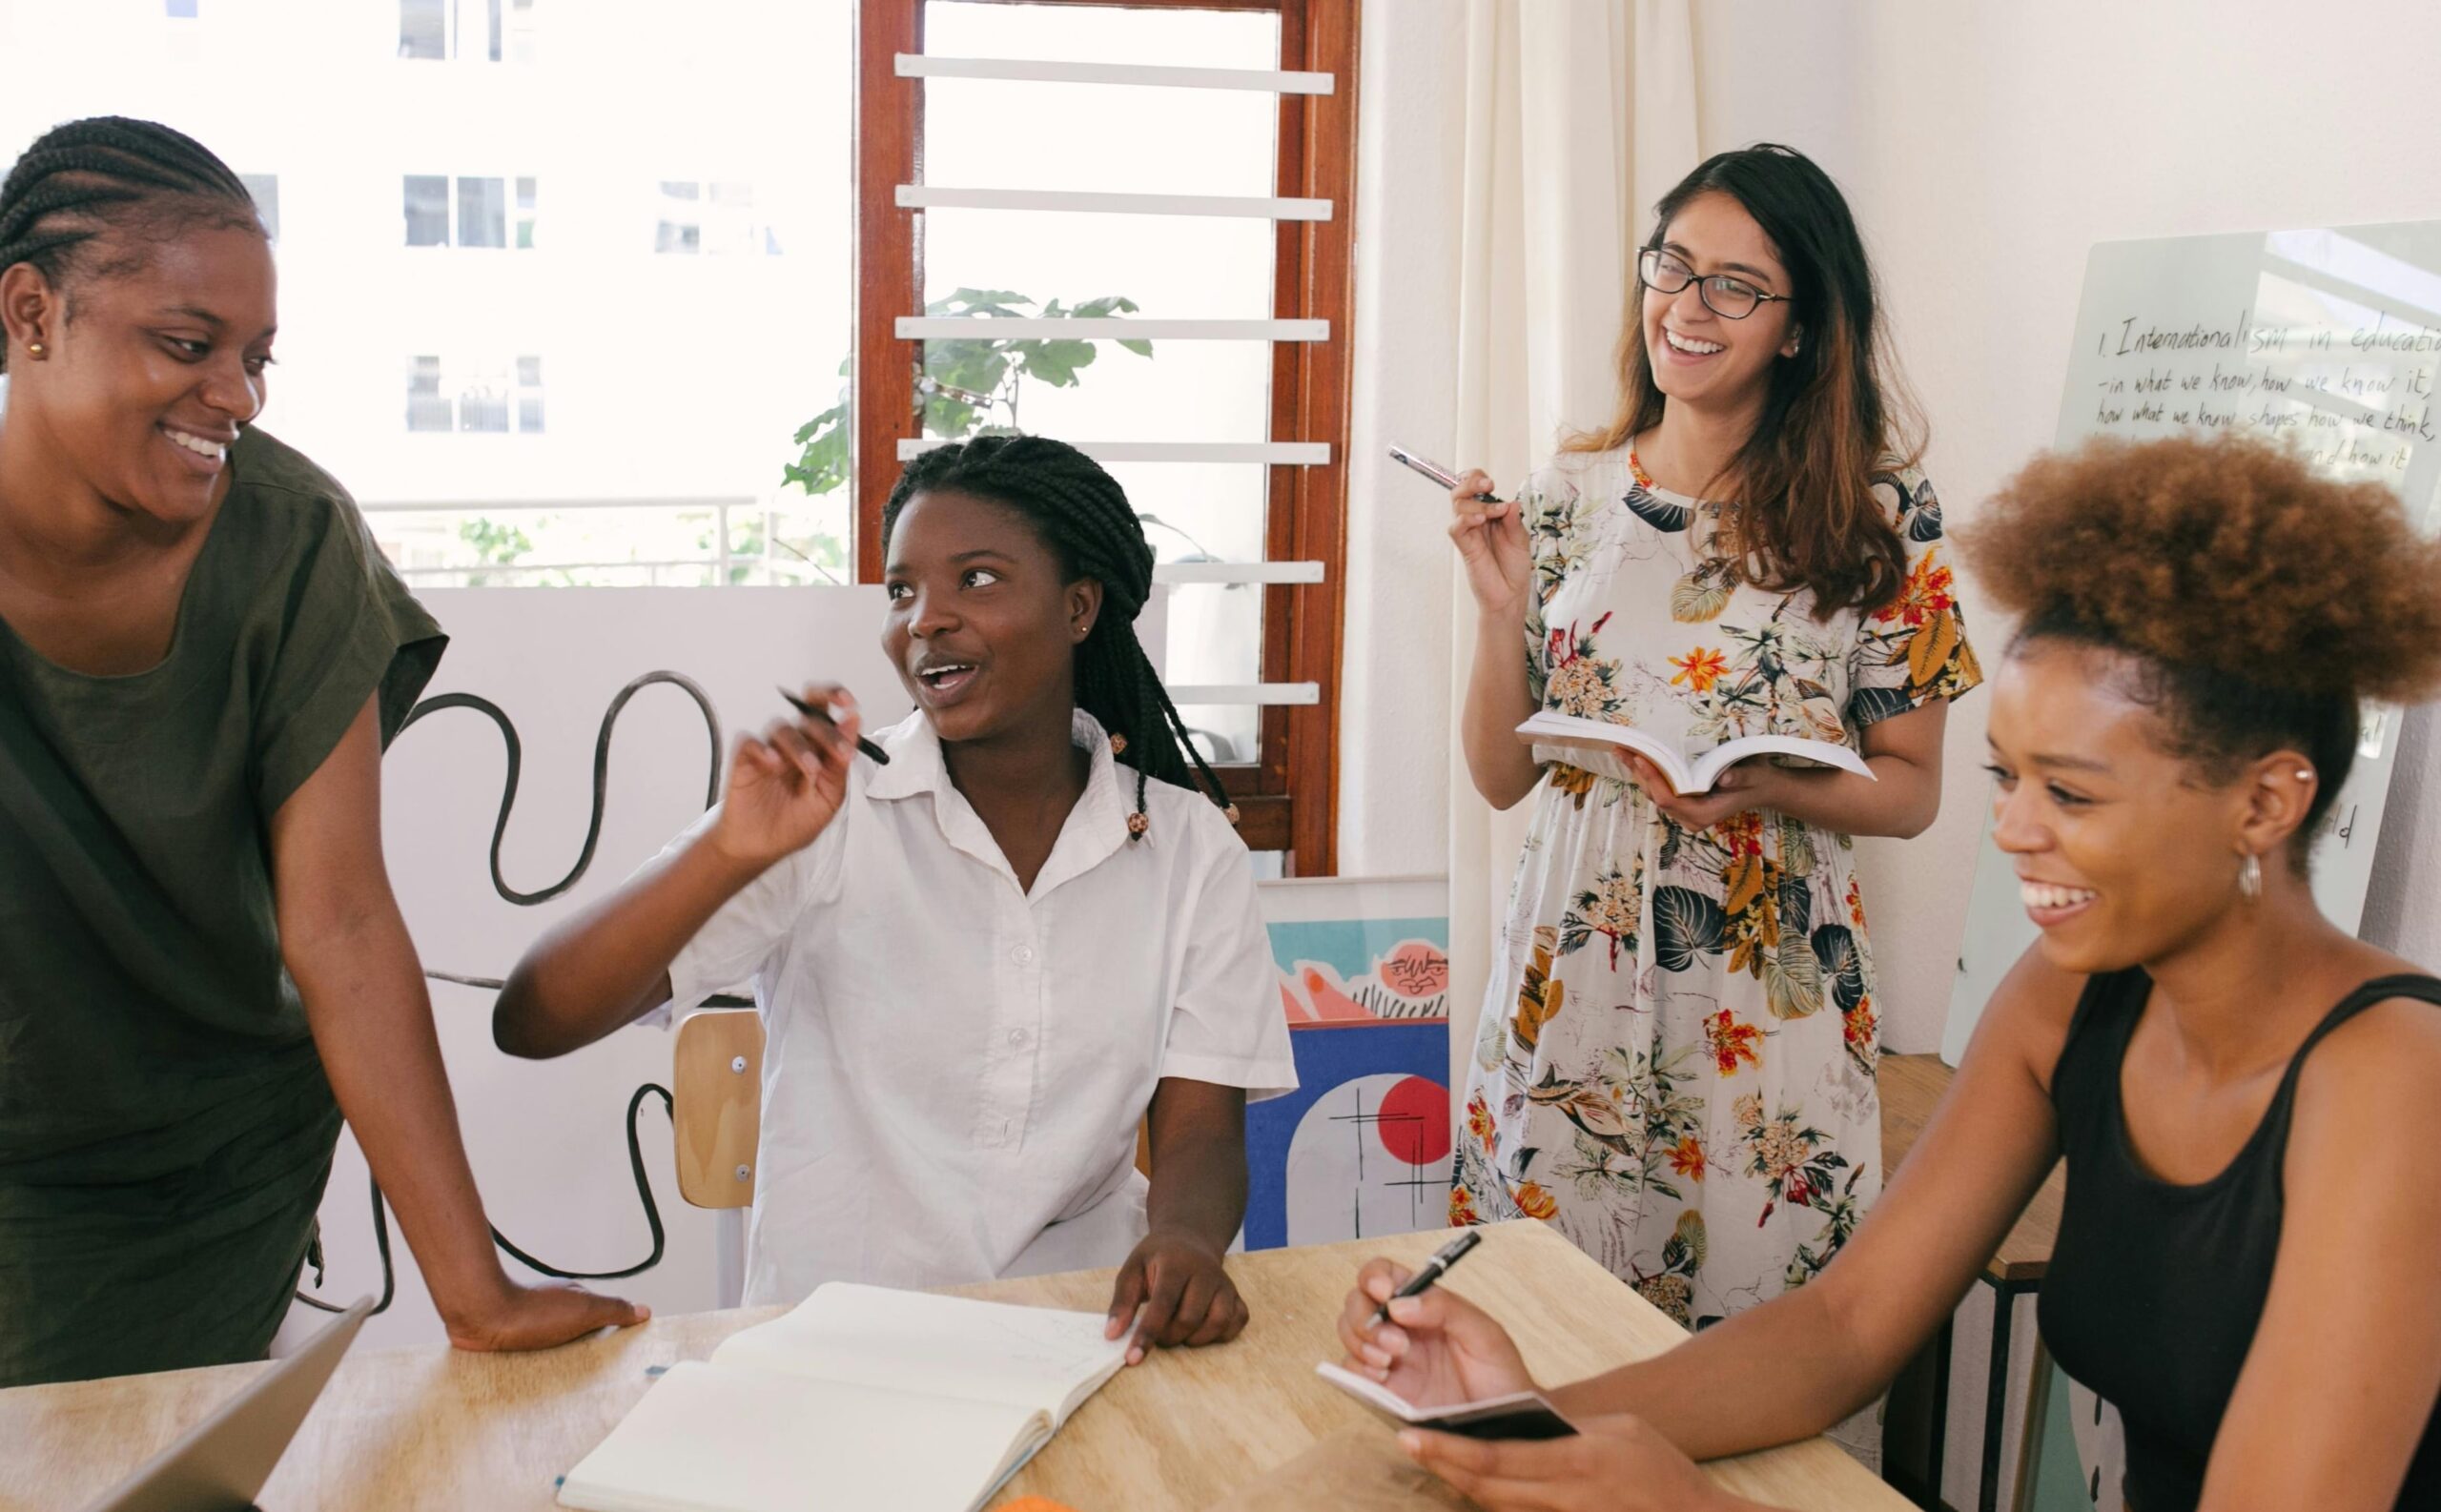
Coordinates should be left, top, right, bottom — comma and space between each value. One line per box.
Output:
1447, 145, 1979, 1333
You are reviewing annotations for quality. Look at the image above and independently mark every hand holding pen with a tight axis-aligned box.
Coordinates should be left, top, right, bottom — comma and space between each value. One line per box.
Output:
705, 684, 868, 871
1335, 1233, 1539, 1407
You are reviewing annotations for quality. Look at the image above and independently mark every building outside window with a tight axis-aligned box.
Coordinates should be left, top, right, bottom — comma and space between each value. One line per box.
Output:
407, 355, 544, 435
403, 175, 530, 249
400, 0, 517, 62
238, 173, 277, 241
653, 180, 779, 256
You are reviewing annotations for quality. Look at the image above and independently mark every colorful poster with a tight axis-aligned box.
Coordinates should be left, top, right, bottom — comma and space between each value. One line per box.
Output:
1243, 878, 1451, 1251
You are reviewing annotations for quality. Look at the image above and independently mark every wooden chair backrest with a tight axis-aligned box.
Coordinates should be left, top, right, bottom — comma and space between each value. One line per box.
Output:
671, 1008, 764, 1210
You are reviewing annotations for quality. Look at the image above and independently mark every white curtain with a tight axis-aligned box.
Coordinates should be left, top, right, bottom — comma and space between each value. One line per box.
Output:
1445, 0, 1700, 1090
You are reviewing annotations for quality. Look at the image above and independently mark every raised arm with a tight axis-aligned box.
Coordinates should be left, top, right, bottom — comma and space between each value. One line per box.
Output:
493, 690, 860, 1058
1449, 467, 1546, 810
274, 698, 645, 1350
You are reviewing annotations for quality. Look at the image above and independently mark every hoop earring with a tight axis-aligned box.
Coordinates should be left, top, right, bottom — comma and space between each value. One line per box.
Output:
2237, 852, 2263, 902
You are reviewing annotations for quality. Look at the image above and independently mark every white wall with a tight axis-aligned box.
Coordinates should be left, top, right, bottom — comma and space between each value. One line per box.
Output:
1338, 1, 1467, 878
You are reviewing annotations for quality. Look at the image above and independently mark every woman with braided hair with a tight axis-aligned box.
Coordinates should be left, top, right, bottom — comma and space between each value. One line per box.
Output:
500, 434, 1296, 1359
0, 117, 645, 1387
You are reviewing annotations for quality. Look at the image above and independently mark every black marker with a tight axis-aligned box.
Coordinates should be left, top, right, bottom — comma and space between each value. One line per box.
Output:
1371, 1230, 1483, 1328
777, 686, 891, 766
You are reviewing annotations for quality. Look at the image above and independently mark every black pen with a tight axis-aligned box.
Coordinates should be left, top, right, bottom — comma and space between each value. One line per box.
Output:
1370, 1230, 1483, 1328
776, 686, 891, 766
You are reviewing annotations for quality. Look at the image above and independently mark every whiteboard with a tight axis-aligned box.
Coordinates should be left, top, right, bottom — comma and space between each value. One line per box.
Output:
1941, 222, 2441, 1064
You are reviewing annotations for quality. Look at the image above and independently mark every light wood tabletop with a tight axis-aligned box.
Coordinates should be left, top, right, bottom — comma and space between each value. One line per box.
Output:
1877, 1052, 2064, 1284
0, 1220, 1909, 1512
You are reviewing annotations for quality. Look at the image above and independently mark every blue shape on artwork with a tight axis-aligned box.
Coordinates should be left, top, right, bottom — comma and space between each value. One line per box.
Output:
1243, 1019, 1448, 1251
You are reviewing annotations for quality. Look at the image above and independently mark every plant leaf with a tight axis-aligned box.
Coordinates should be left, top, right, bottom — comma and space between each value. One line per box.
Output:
1651, 886, 1726, 972
1670, 567, 1733, 623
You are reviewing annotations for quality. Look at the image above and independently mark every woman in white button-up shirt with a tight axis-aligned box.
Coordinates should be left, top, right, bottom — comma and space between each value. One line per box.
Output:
497, 436, 1297, 1363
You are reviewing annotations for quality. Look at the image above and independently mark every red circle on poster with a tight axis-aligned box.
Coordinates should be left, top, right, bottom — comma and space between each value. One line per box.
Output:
1376, 1075, 1452, 1167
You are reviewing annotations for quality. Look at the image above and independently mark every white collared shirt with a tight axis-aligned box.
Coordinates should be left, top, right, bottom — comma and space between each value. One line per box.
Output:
656, 709, 1297, 1306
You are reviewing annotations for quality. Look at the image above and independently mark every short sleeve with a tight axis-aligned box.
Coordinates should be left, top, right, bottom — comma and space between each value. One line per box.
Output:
661, 800, 850, 1014
249, 473, 446, 814
1157, 813, 1298, 1102
1846, 471, 1984, 730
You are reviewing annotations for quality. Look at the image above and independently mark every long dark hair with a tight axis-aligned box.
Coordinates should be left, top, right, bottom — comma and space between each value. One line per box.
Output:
1570, 143, 1918, 614
881, 434, 1234, 842
0, 116, 261, 374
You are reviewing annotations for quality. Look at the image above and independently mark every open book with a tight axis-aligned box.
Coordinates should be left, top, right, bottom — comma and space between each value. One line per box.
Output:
1516, 709, 1875, 795
558, 1284, 1128, 1512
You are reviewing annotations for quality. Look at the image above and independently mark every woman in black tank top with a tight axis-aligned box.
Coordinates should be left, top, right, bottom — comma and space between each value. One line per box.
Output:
1317, 435, 2441, 1512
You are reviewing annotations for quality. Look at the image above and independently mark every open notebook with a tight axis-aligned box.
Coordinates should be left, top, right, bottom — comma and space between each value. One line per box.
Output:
1517, 709, 1875, 795
558, 1284, 1128, 1512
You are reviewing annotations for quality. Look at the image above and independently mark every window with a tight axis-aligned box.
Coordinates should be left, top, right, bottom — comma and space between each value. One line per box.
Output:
239, 174, 278, 241
400, 0, 513, 63
403, 175, 530, 249
402, 174, 448, 246
457, 176, 506, 248
856, 0, 1358, 873
405, 355, 544, 435
654, 180, 779, 256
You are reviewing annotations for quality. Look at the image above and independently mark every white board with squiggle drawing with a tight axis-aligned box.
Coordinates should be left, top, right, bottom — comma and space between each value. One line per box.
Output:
1942, 222, 2441, 1064
300, 585, 902, 1354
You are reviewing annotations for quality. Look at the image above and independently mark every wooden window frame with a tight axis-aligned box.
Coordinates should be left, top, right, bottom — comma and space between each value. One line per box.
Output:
854, 0, 1358, 875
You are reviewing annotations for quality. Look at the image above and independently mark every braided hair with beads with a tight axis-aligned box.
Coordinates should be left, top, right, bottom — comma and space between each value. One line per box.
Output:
881, 434, 1237, 844
0, 116, 262, 373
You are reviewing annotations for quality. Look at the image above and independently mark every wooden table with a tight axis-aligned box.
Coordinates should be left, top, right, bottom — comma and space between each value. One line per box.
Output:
0, 1221, 1909, 1512
1877, 1053, 2066, 1512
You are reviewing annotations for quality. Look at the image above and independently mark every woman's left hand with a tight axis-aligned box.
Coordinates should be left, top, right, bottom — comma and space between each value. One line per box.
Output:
1401, 1414, 1742, 1512
1105, 1228, 1249, 1363
1619, 751, 1775, 831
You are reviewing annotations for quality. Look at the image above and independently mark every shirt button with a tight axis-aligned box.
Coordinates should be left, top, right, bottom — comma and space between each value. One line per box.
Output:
1009, 1028, 1031, 1048
1013, 945, 1036, 966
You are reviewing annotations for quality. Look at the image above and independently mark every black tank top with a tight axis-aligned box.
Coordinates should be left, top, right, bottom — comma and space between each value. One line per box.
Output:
2039, 969, 2441, 1512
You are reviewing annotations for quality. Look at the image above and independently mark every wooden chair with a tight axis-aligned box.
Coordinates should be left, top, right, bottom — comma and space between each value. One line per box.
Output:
670, 1009, 764, 1209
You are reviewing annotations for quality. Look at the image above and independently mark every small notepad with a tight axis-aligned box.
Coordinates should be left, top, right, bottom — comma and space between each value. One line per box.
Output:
557, 1284, 1128, 1512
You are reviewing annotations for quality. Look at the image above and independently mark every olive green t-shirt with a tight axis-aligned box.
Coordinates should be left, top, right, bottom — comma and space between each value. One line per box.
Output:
0, 427, 444, 1386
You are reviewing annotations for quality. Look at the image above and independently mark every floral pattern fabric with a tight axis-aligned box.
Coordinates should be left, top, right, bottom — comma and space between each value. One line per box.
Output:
1455, 449, 1980, 1328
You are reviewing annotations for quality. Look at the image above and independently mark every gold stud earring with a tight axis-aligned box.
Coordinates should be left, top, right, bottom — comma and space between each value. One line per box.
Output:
25, 341, 45, 359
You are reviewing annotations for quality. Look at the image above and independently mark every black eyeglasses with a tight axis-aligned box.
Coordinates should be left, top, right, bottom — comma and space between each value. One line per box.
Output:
1637, 248, 1789, 321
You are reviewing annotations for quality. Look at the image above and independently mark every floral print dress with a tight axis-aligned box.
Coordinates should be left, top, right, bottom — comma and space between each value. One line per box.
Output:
1453, 447, 1980, 1329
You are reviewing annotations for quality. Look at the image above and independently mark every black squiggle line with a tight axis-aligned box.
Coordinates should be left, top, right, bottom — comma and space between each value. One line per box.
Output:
396, 670, 724, 906
298, 673, 725, 1310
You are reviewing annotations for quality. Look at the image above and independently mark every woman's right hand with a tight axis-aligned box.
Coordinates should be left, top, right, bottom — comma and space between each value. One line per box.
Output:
1337, 1257, 1537, 1409
1448, 468, 1533, 620
707, 684, 861, 871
